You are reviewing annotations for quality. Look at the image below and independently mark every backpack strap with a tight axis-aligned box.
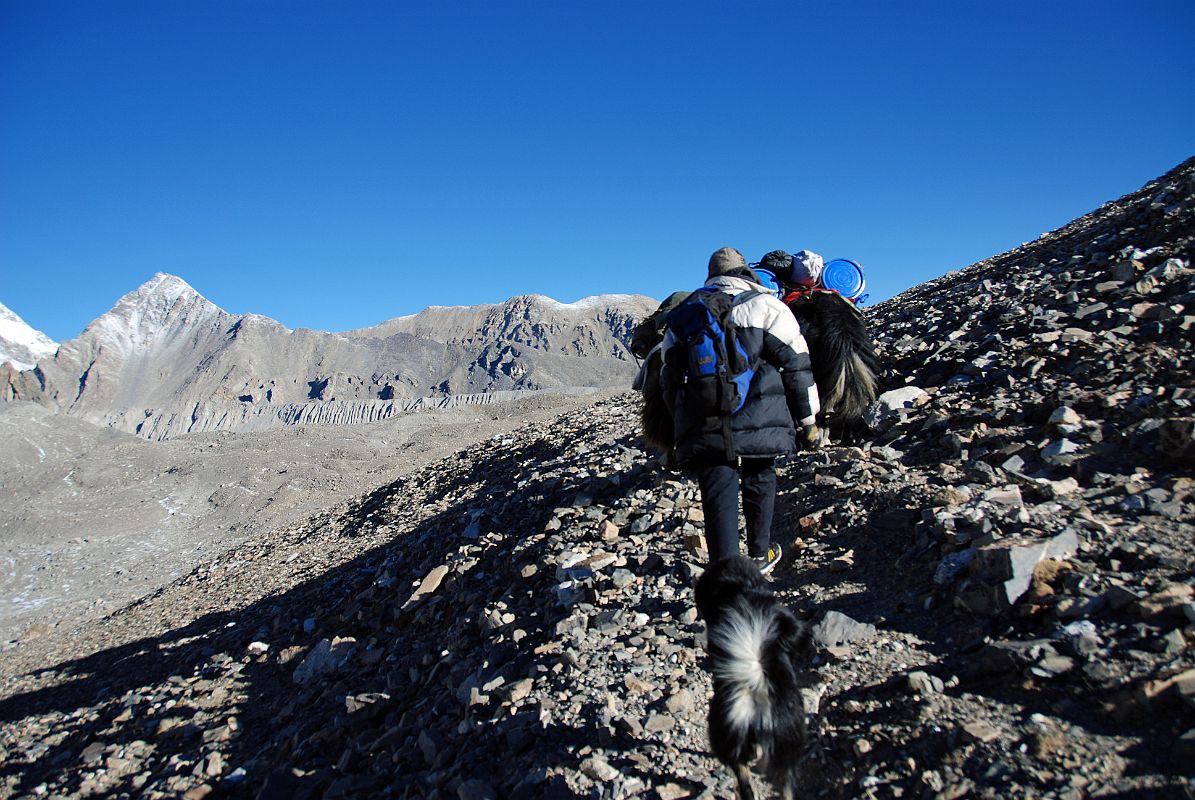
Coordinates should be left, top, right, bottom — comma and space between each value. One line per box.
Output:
720, 289, 764, 461
731, 289, 764, 306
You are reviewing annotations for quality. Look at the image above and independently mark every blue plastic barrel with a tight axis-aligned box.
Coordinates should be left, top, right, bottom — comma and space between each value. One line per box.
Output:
821, 258, 866, 299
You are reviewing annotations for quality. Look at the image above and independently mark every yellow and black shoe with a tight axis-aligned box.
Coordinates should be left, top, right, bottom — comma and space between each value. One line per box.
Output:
753, 543, 782, 575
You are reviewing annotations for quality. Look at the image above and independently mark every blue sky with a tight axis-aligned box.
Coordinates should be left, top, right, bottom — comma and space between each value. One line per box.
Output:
2, 1, 1192, 342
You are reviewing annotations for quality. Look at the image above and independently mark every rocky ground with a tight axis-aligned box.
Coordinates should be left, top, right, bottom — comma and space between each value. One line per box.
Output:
0, 156, 1192, 799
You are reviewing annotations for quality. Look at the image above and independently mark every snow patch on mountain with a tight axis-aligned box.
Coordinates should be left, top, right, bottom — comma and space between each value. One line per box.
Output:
0, 302, 58, 370
541, 293, 650, 310
82, 273, 226, 357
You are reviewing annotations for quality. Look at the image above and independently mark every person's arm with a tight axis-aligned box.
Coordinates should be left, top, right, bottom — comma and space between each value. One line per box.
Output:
758, 300, 821, 430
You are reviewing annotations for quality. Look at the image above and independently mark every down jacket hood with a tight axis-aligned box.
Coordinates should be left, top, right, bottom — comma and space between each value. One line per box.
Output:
704, 274, 774, 295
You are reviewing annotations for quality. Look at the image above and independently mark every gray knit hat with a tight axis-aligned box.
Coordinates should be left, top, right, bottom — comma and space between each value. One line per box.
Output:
707, 247, 761, 283
707, 247, 747, 279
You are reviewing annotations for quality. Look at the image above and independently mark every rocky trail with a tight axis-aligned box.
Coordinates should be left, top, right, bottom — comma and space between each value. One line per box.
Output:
0, 156, 1193, 799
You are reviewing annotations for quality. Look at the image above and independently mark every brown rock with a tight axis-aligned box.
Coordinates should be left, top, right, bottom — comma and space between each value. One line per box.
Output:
645, 712, 675, 733
962, 721, 1001, 744
624, 675, 657, 694
1136, 583, 1195, 620
1159, 418, 1195, 462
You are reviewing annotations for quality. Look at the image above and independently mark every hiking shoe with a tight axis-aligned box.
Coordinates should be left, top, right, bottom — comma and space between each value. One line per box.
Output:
753, 543, 782, 575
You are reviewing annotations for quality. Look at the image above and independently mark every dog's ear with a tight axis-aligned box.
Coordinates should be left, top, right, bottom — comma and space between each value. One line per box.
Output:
694, 561, 737, 623
693, 567, 719, 621
775, 608, 815, 661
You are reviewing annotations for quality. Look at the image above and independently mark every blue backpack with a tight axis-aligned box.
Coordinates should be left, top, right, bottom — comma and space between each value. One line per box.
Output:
665, 287, 762, 417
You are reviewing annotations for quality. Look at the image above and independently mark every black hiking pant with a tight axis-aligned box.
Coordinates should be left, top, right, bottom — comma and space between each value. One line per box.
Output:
696, 457, 776, 561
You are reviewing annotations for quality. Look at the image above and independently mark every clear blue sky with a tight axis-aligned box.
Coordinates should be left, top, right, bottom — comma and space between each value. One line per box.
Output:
2, 1, 1192, 342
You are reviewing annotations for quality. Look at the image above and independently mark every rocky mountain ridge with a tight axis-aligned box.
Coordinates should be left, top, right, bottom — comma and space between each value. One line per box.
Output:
0, 155, 1192, 799
0, 279, 656, 440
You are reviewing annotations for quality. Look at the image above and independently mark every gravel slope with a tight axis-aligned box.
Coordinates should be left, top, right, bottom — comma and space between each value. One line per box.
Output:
0, 157, 1192, 799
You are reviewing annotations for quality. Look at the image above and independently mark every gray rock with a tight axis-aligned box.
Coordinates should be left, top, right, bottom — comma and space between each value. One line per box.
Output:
1049, 406, 1082, 426
462, 519, 482, 540
345, 692, 390, 717
799, 685, 825, 714
292, 637, 356, 685
418, 730, 441, 766
1175, 729, 1195, 759
1030, 655, 1076, 677
962, 721, 1002, 744
611, 569, 637, 589
629, 513, 656, 534
983, 485, 1024, 507
1109, 261, 1137, 281
960, 530, 1080, 613
457, 779, 498, 800
907, 670, 945, 695
975, 640, 1059, 674
403, 564, 450, 608
644, 712, 676, 734
505, 678, 534, 704
1103, 584, 1142, 610
864, 386, 930, 432
1057, 620, 1101, 657
935, 549, 977, 585
665, 688, 696, 715
1042, 438, 1081, 464
813, 611, 877, 648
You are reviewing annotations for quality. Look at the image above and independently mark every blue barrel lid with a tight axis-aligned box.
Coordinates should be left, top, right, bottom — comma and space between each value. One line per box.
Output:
821, 258, 866, 299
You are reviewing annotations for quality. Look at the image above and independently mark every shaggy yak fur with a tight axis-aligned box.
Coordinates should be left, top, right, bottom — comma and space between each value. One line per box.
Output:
633, 288, 879, 452
695, 556, 815, 800
785, 289, 880, 442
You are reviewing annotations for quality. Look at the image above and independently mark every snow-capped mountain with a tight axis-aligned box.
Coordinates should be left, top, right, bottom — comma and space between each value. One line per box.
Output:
0, 274, 658, 438
79, 272, 229, 359
0, 302, 58, 371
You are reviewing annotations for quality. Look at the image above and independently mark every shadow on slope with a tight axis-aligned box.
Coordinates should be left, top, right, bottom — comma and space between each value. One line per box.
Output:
0, 403, 668, 798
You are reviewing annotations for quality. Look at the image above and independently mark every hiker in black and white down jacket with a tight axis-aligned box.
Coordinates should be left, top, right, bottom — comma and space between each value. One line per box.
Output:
660, 247, 822, 574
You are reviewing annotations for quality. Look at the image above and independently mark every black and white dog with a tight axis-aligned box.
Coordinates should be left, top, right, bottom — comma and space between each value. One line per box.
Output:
694, 557, 815, 800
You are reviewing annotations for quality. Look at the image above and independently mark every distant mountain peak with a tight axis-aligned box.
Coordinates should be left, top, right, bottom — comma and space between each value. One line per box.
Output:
133, 272, 202, 302
149, 271, 191, 287
0, 302, 58, 370
83, 273, 227, 357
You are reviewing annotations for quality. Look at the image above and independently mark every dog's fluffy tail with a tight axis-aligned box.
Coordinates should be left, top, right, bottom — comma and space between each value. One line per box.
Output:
710, 604, 775, 731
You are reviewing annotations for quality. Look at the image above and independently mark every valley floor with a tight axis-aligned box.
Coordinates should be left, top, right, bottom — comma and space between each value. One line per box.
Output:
0, 392, 609, 645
